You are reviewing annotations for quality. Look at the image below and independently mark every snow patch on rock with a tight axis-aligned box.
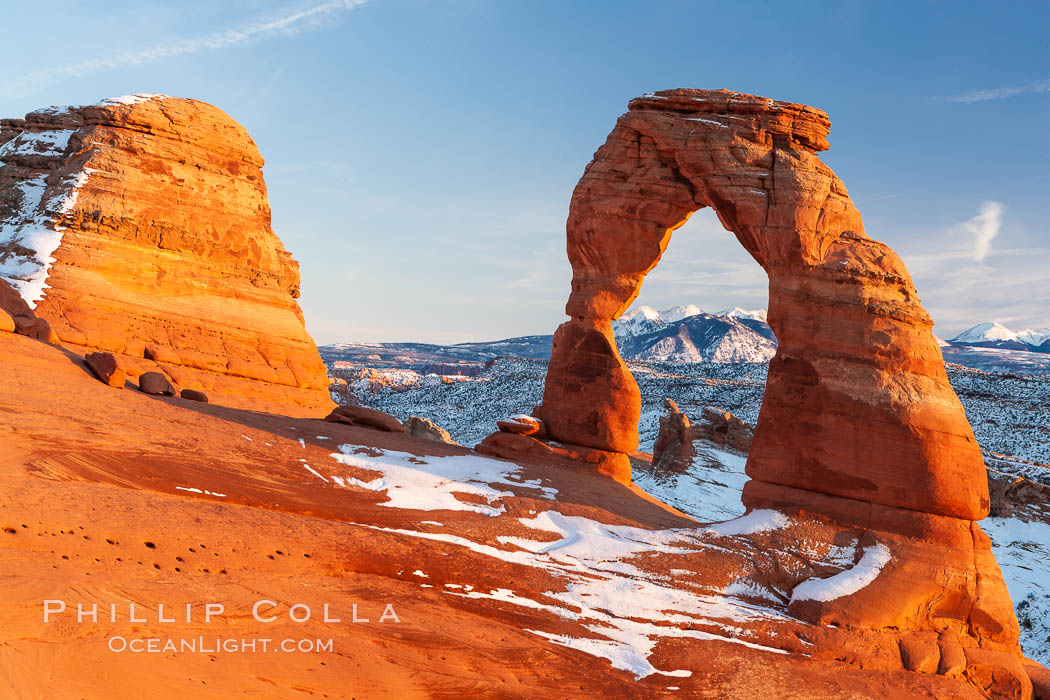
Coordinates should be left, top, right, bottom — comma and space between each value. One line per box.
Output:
706, 509, 790, 536
789, 543, 891, 603
328, 444, 557, 516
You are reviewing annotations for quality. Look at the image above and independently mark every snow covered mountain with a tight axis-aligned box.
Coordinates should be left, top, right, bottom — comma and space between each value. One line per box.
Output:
658, 304, 705, 323
715, 307, 768, 322
321, 307, 1050, 376
617, 313, 777, 363
613, 305, 665, 338
951, 322, 1050, 353
323, 304, 778, 370
612, 305, 775, 363
954, 322, 1020, 344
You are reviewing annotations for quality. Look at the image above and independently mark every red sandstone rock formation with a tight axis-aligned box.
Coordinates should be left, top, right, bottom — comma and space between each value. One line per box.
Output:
539, 88, 987, 521
0, 94, 331, 415
8, 327, 1043, 697
404, 415, 461, 445
487, 88, 1034, 696
696, 406, 753, 452
650, 398, 695, 471
649, 401, 753, 472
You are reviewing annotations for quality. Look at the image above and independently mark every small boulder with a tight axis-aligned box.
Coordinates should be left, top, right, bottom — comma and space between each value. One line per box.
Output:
324, 412, 356, 426
497, 414, 546, 437
405, 416, 460, 445
324, 405, 405, 433
0, 309, 14, 333
139, 371, 176, 396
180, 388, 209, 403
13, 316, 58, 343
0, 279, 31, 318
84, 352, 125, 388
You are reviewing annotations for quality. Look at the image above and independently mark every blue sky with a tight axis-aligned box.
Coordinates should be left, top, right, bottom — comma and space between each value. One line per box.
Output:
2, 0, 1047, 343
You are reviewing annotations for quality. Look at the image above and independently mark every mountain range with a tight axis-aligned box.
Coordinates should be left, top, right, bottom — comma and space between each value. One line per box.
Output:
321, 305, 777, 371
320, 307, 1050, 375
948, 321, 1050, 353
612, 306, 775, 363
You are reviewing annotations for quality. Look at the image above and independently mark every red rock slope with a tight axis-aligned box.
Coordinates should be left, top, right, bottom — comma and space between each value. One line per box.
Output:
2, 327, 1046, 698
0, 94, 331, 415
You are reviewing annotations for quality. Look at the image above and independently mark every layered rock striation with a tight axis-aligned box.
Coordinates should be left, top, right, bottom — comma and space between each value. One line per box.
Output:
0, 94, 331, 414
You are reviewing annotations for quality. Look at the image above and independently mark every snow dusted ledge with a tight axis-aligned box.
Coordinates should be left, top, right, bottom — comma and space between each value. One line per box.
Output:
0, 95, 171, 308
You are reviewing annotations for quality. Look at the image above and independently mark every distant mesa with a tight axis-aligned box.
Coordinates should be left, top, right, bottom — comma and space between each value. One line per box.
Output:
0, 94, 332, 415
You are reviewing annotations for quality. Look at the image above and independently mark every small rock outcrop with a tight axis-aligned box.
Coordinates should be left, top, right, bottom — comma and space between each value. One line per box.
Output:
138, 371, 175, 396
695, 407, 753, 452
0, 309, 12, 333
84, 352, 124, 388
12, 315, 56, 343
0, 279, 31, 319
650, 401, 753, 472
324, 405, 405, 433
651, 399, 695, 471
0, 95, 332, 415
404, 416, 459, 445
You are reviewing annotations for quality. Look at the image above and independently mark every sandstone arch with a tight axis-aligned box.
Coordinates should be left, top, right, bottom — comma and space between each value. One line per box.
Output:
539, 89, 988, 521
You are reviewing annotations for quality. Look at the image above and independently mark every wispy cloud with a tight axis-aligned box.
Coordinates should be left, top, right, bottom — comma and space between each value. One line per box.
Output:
892, 201, 1048, 337
1, 0, 368, 97
963, 201, 1004, 262
941, 78, 1050, 103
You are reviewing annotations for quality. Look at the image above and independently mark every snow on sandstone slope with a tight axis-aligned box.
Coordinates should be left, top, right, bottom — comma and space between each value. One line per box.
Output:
335, 354, 1050, 666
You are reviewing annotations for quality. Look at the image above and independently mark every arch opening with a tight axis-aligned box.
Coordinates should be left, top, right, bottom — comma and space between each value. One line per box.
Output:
607, 207, 775, 460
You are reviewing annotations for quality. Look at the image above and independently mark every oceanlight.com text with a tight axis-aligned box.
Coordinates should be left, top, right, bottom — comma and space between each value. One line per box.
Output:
107, 636, 334, 654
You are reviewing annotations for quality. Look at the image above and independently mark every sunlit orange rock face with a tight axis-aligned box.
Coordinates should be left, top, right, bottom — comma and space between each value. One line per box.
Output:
530, 89, 1034, 696
541, 88, 987, 520
0, 96, 332, 415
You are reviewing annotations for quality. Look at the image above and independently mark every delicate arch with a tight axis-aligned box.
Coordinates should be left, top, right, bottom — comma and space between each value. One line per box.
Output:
539, 89, 987, 521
